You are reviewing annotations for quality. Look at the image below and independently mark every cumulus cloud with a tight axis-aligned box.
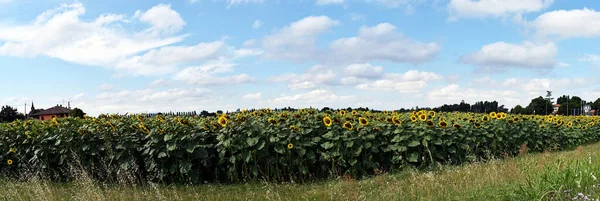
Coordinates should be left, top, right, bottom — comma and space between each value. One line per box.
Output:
174, 60, 256, 85
460, 41, 558, 72
329, 23, 440, 64
262, 15, 339, 61
529, 8, 600, 39
135, 4, 186, 36
268, 89, 355, 105
354, 70, 443, 93
267, 65, 337, 90
448, 0, 553, 20
0, 3, 189, 76
242, 93, 262, 100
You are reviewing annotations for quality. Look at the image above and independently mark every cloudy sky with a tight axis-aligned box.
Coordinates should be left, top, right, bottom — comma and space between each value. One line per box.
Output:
1, 0, 599, 115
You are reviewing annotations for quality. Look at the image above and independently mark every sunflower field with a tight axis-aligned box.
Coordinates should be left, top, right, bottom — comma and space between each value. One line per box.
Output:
0, 108, 599, 184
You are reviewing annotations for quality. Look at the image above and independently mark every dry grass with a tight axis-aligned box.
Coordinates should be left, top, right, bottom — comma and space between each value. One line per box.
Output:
2, 143, 600, 200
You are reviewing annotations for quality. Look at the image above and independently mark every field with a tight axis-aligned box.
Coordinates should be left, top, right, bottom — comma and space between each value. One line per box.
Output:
1, 108, 600, 199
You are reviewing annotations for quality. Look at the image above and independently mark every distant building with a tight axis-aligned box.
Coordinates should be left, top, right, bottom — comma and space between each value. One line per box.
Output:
553, 104, 560, 114
30, 105, 72, 121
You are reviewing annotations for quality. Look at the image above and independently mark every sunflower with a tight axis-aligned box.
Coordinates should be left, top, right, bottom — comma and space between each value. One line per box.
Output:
439, 121, 448, 128
428, 111, 436, 118
383, 110, 389, 115
268, 118, 278, 124
392, 116, 402, 125
343, 121, 353, 130
508, 120, 514, 124
7, 159, 12, 165
410, 115, 418, 122
359, 117, 369, 126
539, 125, 546, 128
482, 115, 490, 122
287, 143, 294, 149
178, 118, 190, 126
426, 120, 435, 127
373, 127, 381, 132
453, 124, 461, 129
218, 116, 228, 127
352, 110, 357, 116
582, 126, 587, 130
323, 116, 333, 127
513, 117, 519, 122
489, 112, 497, 119
418, 114, 427, 122
475, 123, 481, 128
468, 119, 475, 124
339, 110, 346, 116
9, 148, 15, 153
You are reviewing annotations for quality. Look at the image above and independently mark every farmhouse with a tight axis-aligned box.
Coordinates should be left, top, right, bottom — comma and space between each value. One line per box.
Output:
552, 104, 560, 114
30, 105, 72, 121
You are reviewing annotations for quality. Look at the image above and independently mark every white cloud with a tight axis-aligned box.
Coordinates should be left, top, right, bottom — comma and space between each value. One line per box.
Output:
529, 8, 600, 38
226, 0, 264, 8
136, 4, 186, 36
174, 60, 256, 85
98, 84, 115, 91
329, 23, 440, 64
355, 70, 442, 93
344, 63, 384, 79
267, 65, 337, 90
448, 0, 553, 20
316, 0, 343, 5
0, 3, 188, 76
252, 20, 262, 29
242, 93, 262, 100
349, 13, 365, 21
243, 39, 256, 47
262, 16, 339, 60
149, 78, 169, 87
268, 89, 355, 105
460, 41, 558, 71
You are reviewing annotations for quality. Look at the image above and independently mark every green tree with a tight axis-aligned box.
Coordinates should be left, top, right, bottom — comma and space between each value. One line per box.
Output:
0, 105, 18, 123
526, 96, 553, 115
69, 108, 86, 118
511, 105, 529, 114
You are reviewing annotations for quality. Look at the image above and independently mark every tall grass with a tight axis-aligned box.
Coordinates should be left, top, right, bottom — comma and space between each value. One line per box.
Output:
2, 142, 600, 200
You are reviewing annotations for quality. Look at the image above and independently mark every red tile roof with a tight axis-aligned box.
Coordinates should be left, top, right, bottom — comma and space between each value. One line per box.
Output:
31, 105, 71, 116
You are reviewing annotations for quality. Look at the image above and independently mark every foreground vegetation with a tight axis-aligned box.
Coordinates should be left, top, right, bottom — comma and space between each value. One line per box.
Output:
1, 141, 600, 200
1, 109, 600, 184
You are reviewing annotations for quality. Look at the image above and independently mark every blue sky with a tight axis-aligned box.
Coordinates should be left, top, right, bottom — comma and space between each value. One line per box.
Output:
1, 0, 600, 115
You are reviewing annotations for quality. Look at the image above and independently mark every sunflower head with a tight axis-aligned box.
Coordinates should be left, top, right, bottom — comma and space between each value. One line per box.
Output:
343, 121, 353, 130
539, 124, 546, 128
418, 114, 427, 121
373, 127, 381, 132
482, 115, 490, 122
359, 117, 369, 126
392, 116, 401, 125
9, 148, 16, 153
428, 111, 436, 118
475, 123, 481, 128
218, 116, 228, 127
383, 110, 389, 115
287, 143, 294, 149
339, 110, 346, 116
352, 110, 357, 116
508, 120, 514, 124
426, 120, 434, 127
489, 112, 497, 119
7, 159, 12, 165
323, 116, 333, 127
410, 115, 418, 122
439, 121, 448, 128
453, 124, 461, 129
268, 117, 278, 124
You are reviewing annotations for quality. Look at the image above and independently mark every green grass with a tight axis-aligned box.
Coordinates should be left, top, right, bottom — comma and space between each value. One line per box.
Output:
3, 143, 600, 201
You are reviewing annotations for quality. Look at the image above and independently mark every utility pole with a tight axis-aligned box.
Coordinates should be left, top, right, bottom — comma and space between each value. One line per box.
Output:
567, 95, 569, 116
24, 103, 27, 118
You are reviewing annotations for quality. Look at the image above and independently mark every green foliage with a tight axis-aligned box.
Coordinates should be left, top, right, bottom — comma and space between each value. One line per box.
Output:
69, 108, 86, 118
0, 106, 18, 123
0, 109, 599, 184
